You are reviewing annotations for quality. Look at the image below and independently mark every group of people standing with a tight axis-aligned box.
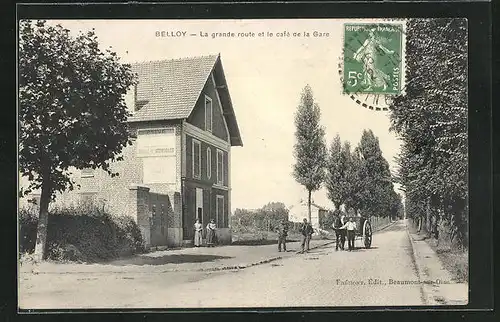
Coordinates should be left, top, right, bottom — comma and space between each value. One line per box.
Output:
195, 213, 358, 251
332, 213, 357, 251
275, 218, 315, 253
193, 218, 218, 247
275, 213, 359, 253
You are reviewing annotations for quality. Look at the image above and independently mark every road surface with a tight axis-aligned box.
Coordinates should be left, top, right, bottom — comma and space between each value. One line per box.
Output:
19, 220, 425, 309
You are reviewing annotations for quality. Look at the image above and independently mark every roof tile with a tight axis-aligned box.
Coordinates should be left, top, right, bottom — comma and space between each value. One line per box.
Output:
128, 55, 218, 122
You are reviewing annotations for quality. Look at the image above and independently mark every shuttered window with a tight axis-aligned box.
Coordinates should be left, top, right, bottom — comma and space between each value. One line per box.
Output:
205, 96, 212, 132
207, 148, 212, 179
216, 149, 224, 185
192, 139, 201, 179
216, 195, 224, 227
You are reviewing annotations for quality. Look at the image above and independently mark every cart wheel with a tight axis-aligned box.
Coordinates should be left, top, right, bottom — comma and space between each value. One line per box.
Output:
363, 221, 372, 248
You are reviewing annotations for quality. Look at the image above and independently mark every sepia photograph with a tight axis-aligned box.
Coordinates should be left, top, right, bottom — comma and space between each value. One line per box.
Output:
18, 18, 469, 309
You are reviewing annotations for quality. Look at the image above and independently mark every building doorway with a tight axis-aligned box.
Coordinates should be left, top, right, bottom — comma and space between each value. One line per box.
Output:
196, 188, 204, 238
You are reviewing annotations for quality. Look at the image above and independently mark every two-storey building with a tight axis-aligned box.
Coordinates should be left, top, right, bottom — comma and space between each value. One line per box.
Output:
21, 54, 243, 247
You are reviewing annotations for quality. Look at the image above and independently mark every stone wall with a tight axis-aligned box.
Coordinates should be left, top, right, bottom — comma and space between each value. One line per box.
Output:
127, 185, 172, 248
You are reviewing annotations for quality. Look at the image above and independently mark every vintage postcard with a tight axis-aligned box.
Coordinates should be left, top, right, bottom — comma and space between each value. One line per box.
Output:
18, 18, 468, 309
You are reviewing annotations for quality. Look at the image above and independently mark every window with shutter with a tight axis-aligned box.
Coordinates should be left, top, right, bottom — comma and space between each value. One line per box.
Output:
205, 96, 212, 132
192, 140, 201, 179
216, 149, 224, 185
216, 195, 224, 227
207, 147, 212, 179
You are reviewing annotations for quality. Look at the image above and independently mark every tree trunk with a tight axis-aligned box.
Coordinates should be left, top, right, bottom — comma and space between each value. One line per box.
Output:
34, 176, 51, 261
425, 196, 431, 238
307, 189, 312, 223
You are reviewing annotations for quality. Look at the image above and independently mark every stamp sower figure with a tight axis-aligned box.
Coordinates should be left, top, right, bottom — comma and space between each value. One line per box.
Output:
332, 213, 345, 251
194, 218, 203, 247
276, 219, 288, 252
299, 218, 314, 253
353, 28, 395, 91
340, 217, 357, 251
206, 219, 217, 247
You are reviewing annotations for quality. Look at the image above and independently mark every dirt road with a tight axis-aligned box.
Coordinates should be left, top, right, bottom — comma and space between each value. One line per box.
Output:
20, 221, 428, 309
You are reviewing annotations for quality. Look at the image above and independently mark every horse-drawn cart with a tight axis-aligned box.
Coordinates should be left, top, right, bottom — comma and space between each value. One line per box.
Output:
352, 215, 373, 248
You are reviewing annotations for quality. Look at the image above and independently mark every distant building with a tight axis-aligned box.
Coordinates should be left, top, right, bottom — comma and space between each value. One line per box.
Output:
19, 54, 243, 248
287, 201, 330, 230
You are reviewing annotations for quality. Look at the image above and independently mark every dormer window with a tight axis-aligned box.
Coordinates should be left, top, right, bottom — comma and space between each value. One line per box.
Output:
205, 95, 212, 132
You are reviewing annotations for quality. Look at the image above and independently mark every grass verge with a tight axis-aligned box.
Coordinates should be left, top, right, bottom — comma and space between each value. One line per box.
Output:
407, 219, 468, 283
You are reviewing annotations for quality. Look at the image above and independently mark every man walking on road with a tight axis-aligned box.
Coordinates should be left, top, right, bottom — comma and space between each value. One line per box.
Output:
340, 217, 357, 251
299, 218, 314, 253
276, 219, 288, 252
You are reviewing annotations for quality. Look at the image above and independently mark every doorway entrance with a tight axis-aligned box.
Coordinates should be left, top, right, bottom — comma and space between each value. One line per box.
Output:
196, 188, 204, 238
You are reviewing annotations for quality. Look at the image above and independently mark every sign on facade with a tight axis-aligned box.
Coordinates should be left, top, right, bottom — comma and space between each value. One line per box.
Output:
137, 128, 176, 157
137, 128, 177, 184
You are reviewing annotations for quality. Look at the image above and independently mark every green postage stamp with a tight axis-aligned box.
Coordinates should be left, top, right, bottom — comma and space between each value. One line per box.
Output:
343, 23, 403, 95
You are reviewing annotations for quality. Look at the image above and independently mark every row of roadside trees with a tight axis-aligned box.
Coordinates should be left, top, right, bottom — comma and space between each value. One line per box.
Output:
292, 85, 403, 224
389, 19, 468, 249
326, 131, 403, 220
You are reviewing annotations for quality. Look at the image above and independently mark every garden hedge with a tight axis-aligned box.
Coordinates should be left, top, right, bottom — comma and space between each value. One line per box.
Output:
19, 205, 145, 262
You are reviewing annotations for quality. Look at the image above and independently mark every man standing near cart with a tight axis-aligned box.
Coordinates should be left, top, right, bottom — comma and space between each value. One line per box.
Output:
340, 217, 357, 251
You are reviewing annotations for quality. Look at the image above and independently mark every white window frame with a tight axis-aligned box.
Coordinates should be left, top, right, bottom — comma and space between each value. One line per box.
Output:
205, 95, 213, 133
216, 149, 224, 185
216, 195, 225, 227
207, 147, 212, 179
192, 139, 201, 179
81, 168, 95, 178
79, 191, 98, 203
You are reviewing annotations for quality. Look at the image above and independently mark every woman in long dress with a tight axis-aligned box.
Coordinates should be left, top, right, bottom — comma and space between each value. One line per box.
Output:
194, 219, 203, 247
206, 219, 217, 247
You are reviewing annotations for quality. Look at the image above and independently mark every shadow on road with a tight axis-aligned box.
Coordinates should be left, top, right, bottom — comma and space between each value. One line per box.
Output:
360, 246, 379, 250
230, 239, 299, 246
107, 254, 234, 266
333, 246, 380, 252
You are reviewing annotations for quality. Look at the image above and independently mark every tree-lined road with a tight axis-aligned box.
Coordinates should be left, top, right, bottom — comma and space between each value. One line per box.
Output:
20, 220, 426, 308
147, 220, 423, 308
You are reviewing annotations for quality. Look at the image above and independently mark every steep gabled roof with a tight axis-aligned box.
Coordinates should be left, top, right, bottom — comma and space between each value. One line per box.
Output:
127, 54, 242, 146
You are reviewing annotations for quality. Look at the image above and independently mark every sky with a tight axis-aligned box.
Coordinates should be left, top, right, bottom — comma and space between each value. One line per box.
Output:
48, 19, 404, 211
